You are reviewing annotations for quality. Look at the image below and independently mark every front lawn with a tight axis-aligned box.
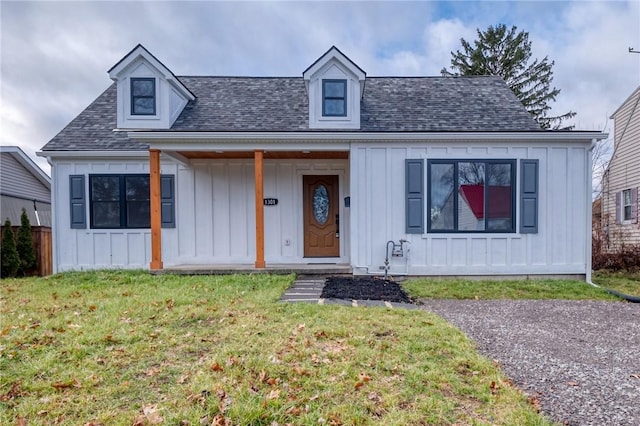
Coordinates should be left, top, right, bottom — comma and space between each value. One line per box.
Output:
0, 271, 551, 425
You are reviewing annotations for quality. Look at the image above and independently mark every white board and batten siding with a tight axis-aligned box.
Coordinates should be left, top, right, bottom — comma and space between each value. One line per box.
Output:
176, 159, 350, 265
50, 158, 178, 272
602, 86, 640, 248
349, 141, 591, 276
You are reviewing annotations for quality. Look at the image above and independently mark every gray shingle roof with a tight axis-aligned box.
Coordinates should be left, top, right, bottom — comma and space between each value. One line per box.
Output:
42, 75, 541, 152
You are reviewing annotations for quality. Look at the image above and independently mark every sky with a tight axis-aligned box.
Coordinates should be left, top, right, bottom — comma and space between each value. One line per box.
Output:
1, 0, 639, 175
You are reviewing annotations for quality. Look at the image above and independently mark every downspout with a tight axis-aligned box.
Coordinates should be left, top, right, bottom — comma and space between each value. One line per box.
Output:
33, 200, 41, 226
587, 139, 596, 284
586, 278, 640, 302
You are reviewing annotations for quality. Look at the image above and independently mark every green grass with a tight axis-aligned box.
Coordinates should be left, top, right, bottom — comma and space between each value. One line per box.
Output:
0, 271, 552, 425
593, 270, 640, 296
403, 270, 640, 301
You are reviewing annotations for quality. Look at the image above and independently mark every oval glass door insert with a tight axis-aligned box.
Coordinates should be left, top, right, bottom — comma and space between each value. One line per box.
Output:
313, 185, 329, 225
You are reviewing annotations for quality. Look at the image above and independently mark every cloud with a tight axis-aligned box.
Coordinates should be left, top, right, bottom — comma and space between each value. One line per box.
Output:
1, 0, 638, 174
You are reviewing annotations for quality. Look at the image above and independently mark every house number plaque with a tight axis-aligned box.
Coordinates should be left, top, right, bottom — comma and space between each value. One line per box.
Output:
263, 198, 278, 206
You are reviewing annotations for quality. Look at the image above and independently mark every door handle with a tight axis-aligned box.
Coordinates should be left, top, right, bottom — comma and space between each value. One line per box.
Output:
335, 214, 340, 238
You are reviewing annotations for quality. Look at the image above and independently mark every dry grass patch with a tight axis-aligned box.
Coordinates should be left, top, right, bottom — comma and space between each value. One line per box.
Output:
1, 271, 552, 425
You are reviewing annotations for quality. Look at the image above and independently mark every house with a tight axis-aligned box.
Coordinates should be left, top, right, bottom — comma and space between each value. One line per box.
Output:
601, 85, 640, 250
1, 145, 53, 275
38, 45, 606, 279
1, 146, 51, 227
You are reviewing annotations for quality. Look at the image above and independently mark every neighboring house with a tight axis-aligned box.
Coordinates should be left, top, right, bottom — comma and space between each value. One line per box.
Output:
1, 146, 51, 227
601, 85, 640, 249
38, 45, 606, 278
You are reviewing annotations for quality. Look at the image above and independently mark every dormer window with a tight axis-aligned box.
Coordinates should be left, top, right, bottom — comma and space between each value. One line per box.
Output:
322, 79, 347, 117
131, 78, 156, 115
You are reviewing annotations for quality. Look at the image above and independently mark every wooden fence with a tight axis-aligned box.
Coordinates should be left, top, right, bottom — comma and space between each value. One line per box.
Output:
10, 226, 52, 276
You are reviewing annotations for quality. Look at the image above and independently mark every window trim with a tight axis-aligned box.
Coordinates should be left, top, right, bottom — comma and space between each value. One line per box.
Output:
130, 77, 156, 116
427, 159, 517, 234
322, 79, 347, 117
622, 188, 633, 222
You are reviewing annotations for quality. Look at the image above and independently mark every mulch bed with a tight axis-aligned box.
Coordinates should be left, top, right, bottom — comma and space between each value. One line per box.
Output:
320, 276, 412, 303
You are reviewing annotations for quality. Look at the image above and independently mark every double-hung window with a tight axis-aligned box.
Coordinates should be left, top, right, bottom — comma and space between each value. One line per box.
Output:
322, 79, 347, 117
130, 77, 156, 115
623, 189, 633, 221
428, 160, 516, 233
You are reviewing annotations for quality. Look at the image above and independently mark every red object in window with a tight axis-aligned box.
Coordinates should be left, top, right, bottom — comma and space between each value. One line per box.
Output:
459, 185, 512, 219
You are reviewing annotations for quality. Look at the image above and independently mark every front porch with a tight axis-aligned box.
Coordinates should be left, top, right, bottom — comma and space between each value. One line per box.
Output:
152, 263, 353, 276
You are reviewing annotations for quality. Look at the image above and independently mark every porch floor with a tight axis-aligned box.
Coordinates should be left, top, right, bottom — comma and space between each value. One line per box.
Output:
152, 263, 353, 276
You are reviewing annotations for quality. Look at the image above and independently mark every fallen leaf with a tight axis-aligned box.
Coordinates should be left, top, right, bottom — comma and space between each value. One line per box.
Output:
177, 374, 189, 384
146, 367, 161, 377
165, 299, 174, 310
210, 414, 231, 426
211, 362, 224, 372
52, 378, 82, 390
88, 305, 97, 312
490, 380, 499, 394
285, 406, 302, 416
368, 392, 382, 403
267, 388, 281, 400
293, 366, 309, 376
143, 404, 164, 424
226, 356, 241, 367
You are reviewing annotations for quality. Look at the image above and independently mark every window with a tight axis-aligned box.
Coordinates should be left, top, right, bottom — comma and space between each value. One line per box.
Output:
428, 160, 516, 233
131, 78, 156, 115
322, 79, 347, 117
623, 189, 633, 221
89, 174, 174, 229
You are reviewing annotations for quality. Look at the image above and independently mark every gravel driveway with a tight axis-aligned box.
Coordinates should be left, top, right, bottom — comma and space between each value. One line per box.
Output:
419, 300, 640, 426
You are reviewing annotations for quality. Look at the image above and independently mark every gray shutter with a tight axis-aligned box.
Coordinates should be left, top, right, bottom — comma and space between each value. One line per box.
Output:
615, 191, 622, 224
69, 175, 86, 229
160, 175, 175, 228
520, 160, 539, 234
405, 159, 424, 234
632, 188, 638, 224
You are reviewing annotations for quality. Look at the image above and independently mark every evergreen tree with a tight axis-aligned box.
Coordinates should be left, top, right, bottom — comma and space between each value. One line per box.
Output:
1, 219, 20, 278
17, 209, 36, 275
441, 24, 576, 130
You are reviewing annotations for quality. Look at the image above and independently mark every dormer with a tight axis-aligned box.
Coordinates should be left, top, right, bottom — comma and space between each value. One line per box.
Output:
108, 44, 195, 130
303, 46, 366, 130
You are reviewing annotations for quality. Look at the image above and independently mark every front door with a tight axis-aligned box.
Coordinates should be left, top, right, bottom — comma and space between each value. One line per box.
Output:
303, 175, 340, 257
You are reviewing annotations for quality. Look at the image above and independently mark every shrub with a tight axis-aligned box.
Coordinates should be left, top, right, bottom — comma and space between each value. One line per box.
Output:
593, 238, 640, 271
16, 208, 36, 276
1, 219, 20, 278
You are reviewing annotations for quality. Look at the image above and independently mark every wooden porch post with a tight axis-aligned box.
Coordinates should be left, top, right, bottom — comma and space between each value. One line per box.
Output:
254, 150, 266, 268
149, 149, 163, 270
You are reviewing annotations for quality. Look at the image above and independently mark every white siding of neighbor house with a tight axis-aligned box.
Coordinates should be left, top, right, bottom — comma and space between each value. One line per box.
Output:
175, 159, 350, 265
0, 152, 50, 202
50, 158, 179, 272
350, 141, 591, 276
601, 86, 640, 248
